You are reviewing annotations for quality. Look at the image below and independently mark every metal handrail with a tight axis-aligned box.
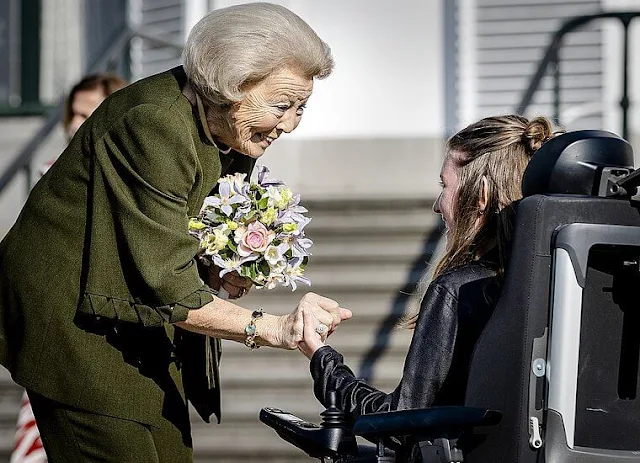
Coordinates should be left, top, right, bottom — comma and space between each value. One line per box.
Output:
0, 26, 182, 197
516, 11, 640, 140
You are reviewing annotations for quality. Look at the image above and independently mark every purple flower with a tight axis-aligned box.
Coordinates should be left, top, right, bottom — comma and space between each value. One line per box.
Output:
209, 181, 250, 216
291, 236, 313, 258
276, 210, 311, 233
258, 165, 284, 187
284, 258, 311, 291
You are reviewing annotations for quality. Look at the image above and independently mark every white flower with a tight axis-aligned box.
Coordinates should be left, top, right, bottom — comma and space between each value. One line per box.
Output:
203, 225, 230, 255
212, 253, 258, 277
264, 243, 288, 265
264, 273, 286, 290
264, 186, 282, 208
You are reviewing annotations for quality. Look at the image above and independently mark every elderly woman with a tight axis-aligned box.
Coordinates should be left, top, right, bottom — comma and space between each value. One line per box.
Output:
0, 3, 349, 461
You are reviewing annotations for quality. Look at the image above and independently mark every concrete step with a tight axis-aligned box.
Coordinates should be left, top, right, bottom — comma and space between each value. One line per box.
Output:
0, 195, 437, 463
308, 235, 440, 264
304, 202, 437, 233
269, 262, 425, 292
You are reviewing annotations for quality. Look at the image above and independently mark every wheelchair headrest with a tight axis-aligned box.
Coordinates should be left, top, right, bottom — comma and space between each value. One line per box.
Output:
521, 130, 634, 197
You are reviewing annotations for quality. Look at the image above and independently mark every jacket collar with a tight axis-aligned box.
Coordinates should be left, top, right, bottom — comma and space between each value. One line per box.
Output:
195, 92, 225, 150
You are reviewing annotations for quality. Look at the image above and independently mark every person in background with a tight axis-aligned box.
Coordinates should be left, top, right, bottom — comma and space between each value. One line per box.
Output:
13, 72, 128, 463
62, 72, 128, 141
299, 115, 558, 439
40, 72, 128, 176
0, 3, 350, 461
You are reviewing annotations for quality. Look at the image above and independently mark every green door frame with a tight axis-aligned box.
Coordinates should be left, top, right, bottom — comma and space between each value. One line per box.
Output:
0, 0, 53, 116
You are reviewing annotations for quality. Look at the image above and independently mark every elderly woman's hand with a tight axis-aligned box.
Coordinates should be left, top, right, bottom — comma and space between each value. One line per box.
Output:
207, 266, 252, 299
264, 292, 351, 350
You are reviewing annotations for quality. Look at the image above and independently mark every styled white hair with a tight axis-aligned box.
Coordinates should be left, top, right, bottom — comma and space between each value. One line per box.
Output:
182, 2, 334, 106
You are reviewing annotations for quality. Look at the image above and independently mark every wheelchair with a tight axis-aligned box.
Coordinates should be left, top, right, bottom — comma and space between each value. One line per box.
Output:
260, 130, 640, 462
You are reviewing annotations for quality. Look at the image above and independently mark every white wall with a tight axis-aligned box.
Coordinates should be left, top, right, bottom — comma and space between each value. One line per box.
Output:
210, 0, 445, 139
602, 0, 640, 150
39, 0, 84, 104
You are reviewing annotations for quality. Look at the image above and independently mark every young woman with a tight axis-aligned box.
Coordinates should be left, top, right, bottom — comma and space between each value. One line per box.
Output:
299, 115, 557, 417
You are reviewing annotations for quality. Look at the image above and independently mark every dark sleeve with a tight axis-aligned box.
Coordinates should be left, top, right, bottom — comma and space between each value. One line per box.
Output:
310, 283, 459, 420
79, 103, 215, 327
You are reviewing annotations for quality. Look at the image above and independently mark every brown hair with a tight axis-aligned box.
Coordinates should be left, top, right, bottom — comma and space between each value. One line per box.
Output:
404, 115, 559, 329
62, 73, 128, 133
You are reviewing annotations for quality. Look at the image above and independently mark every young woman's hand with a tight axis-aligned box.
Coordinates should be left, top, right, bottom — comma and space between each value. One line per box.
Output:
298, 308, 328, 359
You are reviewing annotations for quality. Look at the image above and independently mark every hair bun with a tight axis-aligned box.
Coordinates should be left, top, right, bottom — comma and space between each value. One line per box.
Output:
522, 117, 554, 154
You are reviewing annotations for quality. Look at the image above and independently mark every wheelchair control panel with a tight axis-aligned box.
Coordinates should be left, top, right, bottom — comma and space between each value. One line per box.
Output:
260, 391, 358, 460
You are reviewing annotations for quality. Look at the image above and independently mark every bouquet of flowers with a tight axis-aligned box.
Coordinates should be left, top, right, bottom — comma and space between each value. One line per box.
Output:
188, 166, 312, 291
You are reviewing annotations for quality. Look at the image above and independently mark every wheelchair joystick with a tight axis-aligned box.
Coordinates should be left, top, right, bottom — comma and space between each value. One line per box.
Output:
321, 390, 358, 458
321, 391, 347, 428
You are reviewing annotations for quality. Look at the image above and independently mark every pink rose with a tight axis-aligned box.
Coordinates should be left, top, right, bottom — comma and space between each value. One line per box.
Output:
238, 221, 274, 256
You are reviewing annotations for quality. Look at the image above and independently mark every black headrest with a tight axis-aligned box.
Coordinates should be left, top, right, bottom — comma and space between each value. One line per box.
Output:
522, 130, 634, 197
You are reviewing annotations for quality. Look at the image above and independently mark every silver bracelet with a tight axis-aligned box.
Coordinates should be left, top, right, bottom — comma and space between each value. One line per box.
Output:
244, 308, 263, 350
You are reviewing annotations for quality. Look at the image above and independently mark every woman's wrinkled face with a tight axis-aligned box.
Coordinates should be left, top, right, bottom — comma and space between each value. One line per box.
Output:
433, 153, 461, 232
67, 88, 107, 140
224, 67, 313, 158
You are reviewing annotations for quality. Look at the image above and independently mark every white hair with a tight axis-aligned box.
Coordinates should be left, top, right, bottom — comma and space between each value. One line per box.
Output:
182, 2, 334, 106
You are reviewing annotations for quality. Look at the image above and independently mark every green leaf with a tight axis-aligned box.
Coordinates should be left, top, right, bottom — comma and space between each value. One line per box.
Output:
259, 260, 270, 275
249, 263, 258, 280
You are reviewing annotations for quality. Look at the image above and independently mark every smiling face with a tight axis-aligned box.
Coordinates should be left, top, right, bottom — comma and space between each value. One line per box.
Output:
215, 67, 313, 158
433, 153, 461, 232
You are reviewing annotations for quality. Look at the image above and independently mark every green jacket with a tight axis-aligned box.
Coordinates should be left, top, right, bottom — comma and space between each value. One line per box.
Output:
0, 67, 251, 426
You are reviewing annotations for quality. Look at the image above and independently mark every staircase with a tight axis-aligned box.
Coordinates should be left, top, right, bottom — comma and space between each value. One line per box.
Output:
0, 191, 442, 461
190, 199, 442, 462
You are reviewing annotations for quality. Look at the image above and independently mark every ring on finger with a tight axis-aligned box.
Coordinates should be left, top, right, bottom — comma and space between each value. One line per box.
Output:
315, 323, 328, 335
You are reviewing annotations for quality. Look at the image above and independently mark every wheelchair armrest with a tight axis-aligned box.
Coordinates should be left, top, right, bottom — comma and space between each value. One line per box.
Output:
353, 406, 502, 441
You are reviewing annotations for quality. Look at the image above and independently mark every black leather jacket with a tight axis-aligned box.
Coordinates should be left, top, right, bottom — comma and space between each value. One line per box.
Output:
310, 257, 501, 421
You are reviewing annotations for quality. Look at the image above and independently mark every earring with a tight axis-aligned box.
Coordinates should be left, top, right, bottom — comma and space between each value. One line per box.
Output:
479, 209, 485, 215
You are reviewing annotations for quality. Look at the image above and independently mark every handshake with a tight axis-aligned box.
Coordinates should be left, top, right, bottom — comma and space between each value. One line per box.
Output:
285, 292, 353, 359
210, 266, 352, 358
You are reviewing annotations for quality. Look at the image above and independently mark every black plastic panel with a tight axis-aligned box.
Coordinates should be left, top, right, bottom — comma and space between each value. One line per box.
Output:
575, 244, 640, 450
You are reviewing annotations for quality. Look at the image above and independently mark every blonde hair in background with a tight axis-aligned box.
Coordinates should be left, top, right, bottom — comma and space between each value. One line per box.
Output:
404, 115, 559, 329
182, 2, 334, 107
